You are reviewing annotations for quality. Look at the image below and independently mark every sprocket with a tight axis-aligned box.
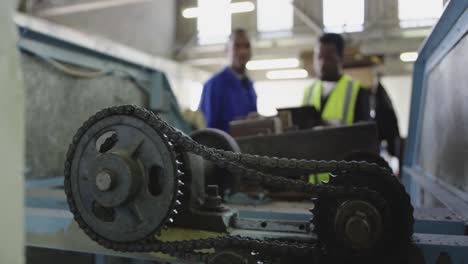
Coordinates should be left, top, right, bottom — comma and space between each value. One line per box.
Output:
64, 106, 184, 249
312, 170, 414, 263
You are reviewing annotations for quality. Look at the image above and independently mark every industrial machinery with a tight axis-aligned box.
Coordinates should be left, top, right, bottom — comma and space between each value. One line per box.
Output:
21, 1, 468, 263
192, 121, 385, 201
64, 104, 414, 263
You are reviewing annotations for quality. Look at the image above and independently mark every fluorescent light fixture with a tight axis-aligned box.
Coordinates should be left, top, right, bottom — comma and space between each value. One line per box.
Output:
257, 0, 293, 32
185, 57, 226, 66
230, 2, 255, 13
182, 1, 254, 18
323, 0, 364, 33
400, 52, 418, 62
247, 58, 299, 70
266, 69, 308, 80
182, 7, 199, 18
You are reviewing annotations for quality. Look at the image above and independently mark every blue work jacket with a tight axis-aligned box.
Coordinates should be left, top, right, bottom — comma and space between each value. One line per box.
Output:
199, 67, 257, 132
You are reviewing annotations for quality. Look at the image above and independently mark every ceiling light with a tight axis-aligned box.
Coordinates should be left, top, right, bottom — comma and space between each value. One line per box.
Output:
182, 7, 199, 18
230, 2, 255, 13
247, 58, 299, 70
266, 69, 309, 80
182, 1, 254, 18
400, 52, 418, 62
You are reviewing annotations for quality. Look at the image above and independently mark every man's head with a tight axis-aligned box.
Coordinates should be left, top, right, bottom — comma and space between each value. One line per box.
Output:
226, 28, 251, 73
314, 33, 344, 81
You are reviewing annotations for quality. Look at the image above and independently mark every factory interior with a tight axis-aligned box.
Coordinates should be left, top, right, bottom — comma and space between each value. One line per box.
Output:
1, 0, 468, 263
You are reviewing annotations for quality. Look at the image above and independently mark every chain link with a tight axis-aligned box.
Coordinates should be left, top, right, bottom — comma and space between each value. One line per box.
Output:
65, 105, 396, 263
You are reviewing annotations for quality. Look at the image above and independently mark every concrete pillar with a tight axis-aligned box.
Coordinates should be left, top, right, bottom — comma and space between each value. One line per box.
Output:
0, 1, 25, 263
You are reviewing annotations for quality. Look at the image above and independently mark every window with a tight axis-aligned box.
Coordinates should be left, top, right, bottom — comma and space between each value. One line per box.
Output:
323, 0, 364, 33
257, 0, 294, 32
197, 0, 231, 45
399, 0, 443, 28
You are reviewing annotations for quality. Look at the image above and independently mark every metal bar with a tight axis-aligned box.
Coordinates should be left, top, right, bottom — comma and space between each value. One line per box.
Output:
229, 229, 314, 241
94, 254, 105, 264
424, 10, 468, 75
26, 177, 63, 189
405, 167, 468, 222
239, 205, 465, 235
290, 2, 322, 35
36, 0, 152, 17
413, 208, 465, 235
237, 210, 309, 221
413, 233, 468, 264
233, 217, 308, 233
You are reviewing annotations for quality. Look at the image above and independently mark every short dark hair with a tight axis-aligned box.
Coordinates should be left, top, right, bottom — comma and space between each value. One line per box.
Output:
229, 28, 248, 40
319, 33, 345, 58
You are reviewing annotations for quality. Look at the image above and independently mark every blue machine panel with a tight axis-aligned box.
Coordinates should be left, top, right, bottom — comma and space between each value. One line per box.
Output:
403, 0, 468, 219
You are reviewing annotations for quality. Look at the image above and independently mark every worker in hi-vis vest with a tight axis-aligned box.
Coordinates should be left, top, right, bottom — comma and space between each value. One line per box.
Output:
303, 33, 371, 184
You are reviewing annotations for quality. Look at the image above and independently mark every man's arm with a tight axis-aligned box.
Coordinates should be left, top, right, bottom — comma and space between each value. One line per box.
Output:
199, 79, 224, 131
354, 87, 371, 122
250, 84, 258, 112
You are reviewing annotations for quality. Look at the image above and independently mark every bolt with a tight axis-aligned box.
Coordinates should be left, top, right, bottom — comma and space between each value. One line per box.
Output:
96, 171, 113, 191
345, 215, 371, 247
204, 185, 225, 211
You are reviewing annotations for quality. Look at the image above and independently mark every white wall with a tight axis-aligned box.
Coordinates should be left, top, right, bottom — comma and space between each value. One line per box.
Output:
381, 75, 413, 137
182, 78, 313, 115
255, 79, 314, 116
41, 0, 177, 58
166, 70, 209, 111
0, 0, 25, 263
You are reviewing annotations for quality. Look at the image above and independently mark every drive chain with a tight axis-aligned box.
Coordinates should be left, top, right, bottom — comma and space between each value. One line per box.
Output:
66, 105, 398, 263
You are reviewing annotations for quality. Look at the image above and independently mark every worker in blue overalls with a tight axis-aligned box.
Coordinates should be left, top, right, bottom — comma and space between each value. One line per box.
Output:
199, 28, 257, 133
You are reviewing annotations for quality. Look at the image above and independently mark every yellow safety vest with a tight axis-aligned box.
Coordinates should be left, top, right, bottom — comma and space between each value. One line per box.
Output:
302, 75, 361, 125
302, 75, 361, 184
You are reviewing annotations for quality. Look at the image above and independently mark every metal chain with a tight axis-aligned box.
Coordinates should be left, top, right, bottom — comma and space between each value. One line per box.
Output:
65, 105, 396, 263
149, 106, 387, 202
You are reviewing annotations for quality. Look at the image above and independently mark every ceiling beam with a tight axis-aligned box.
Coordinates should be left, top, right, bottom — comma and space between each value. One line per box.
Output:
291, 2, 322, 36
36, 0, 151, 17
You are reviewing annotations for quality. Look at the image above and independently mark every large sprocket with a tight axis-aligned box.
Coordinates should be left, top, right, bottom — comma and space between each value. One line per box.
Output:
64, 105, 184, 249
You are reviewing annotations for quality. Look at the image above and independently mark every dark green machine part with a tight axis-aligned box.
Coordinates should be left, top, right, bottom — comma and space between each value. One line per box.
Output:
190, 128, 242, 197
